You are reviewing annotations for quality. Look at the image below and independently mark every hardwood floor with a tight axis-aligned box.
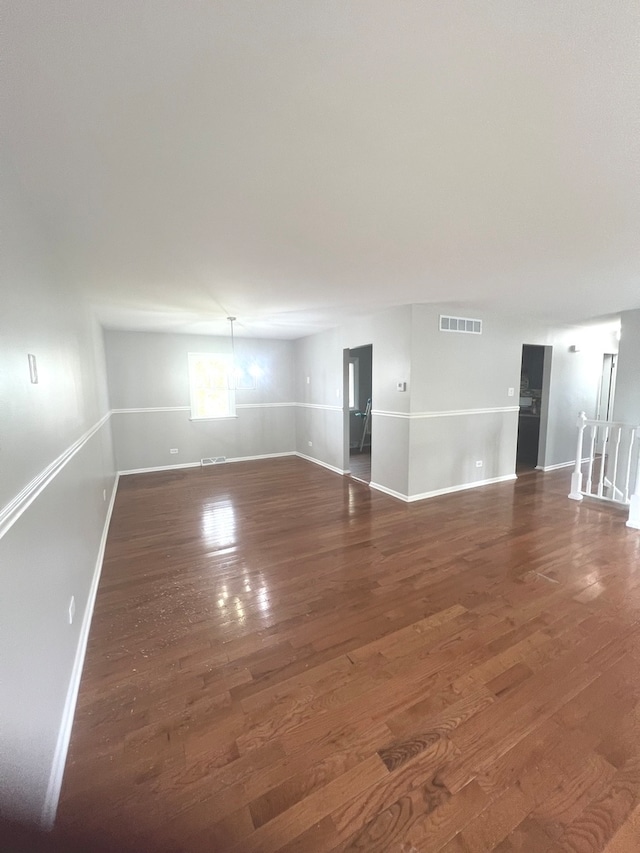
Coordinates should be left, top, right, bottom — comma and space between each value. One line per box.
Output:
349, 449, 371, 483
55, 458, 640, 852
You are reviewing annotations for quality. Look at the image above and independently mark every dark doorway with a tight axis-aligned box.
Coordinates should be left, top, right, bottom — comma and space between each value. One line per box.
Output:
516, 344, 546, 472
348, 344, 372, 483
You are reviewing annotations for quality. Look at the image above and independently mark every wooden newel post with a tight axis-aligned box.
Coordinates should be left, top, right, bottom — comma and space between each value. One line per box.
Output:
568, 412, 587, 501
626, 430, 640, 529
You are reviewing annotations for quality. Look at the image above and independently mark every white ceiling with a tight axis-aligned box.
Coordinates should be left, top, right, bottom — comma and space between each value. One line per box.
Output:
4, 1, 639, 339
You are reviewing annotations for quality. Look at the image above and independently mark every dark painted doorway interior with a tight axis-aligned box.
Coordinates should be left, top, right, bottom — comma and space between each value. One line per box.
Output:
516, 344, 546, 472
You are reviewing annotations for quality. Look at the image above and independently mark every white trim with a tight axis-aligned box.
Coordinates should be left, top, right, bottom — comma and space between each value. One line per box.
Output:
580, 493, 629, 507
236, 402, 296, 409
372, 407, 519, 420
407, 474, 517, 502
295, 403, 343, 412
540, 460, 574, 472
227, 452, 296, 463
584, 418, 640, 429
604, 476, 625, 502
41, 473, 120, 829
189, 416, 238, 422
119, 462, 202, 475
112, 403, 339, 414
119, 452, 296, 476
294, 452, 348, 475
112, 403, 298, 413
110, 406, 190, 414
627, 495, 640, 529
369, 481, 409, 501
370, 474, 517, 503
0, 411, 111, 542
371, 411, 412, 419
539, 457, 591, 472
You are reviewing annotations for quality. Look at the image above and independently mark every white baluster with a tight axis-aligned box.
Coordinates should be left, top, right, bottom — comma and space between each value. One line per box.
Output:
585, 424, 597, 496
569, 412, 587, 501
597, 425, 609, 498
627, 431, 640, 530
609, 425, 622, 500
624, 428, 637, 503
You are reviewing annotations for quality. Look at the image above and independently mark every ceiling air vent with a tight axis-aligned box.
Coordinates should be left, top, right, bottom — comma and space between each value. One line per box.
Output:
439, 315, 482, 335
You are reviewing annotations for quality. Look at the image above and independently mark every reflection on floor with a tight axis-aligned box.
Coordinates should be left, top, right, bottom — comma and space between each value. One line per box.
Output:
349, 448, 371, 483
56, 458, 640, 852
516, 461, 540, 477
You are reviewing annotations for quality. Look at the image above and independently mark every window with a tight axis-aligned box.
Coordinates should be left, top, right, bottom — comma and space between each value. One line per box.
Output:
188, 353, 236, 419
349, 357, 359, 410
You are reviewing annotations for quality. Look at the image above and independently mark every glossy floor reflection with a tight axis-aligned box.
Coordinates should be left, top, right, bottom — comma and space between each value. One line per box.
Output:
57, 458, 640, 852
349, 449, 371, 483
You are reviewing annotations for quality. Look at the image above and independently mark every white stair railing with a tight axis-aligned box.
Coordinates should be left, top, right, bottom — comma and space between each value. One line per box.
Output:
568, 411, 640, 529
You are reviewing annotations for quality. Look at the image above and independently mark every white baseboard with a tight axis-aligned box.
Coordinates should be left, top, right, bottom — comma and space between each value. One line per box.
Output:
371, 474, 517, 503
369, 481, 408, 501
118, 461, 202, 475
41, 473, 120, 829
121, 452, 349, 479
228, 452, 296, 464
119, 452, 296, 476
294, 452, 348, 476
539, 456, 590, 472
0, 411, 112, 542
408, 474, 517, 502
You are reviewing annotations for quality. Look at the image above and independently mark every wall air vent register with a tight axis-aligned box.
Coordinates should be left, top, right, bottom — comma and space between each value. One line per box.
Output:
439, 316, 482, 334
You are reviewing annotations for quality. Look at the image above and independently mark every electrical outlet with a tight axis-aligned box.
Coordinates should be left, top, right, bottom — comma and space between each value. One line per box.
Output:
308, 440, 313, 447
508, 387, 515, 397
476, 460, 483, 468
170, 448, 179, 454
68, 596, 76, 625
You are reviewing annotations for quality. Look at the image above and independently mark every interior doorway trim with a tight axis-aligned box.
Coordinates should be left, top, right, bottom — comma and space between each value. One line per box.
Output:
344, 344, 373, 483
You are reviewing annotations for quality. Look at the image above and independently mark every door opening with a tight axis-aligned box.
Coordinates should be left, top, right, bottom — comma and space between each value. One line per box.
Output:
595, 352, 618, 460
346, 344, 372, 483
516, 344, 549, 473
598, 353, 617, 422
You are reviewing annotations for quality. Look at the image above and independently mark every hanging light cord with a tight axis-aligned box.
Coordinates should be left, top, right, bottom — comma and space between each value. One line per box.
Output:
227, 316, 237, 388
227, 316, 236, 360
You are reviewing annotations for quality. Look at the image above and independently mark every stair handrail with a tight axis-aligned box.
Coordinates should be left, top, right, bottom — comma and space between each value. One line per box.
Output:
568, 411, 640, 530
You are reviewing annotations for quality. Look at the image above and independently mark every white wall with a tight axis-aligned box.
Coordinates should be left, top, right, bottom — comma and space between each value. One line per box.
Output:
408, 305, 618, 493
611, 310, 640, 495
614, 310, 640, 425
542, 323, 618, 467
0, 178, 116, 824
294, 306, 413, 494
105, 330, 297, 472
408, 305, 520, 497
292, 303, 618, 499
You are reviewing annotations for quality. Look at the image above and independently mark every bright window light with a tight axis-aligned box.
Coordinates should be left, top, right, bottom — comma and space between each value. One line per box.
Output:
349, 358, 359, 410
188, 353, 236, 419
